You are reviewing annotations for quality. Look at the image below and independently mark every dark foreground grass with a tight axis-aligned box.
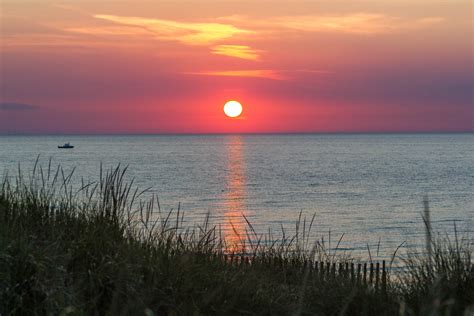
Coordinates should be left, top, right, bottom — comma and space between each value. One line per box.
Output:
0, 163, 472, 315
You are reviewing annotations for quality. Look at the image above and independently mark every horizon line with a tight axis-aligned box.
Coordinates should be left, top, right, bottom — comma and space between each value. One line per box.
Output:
0, 131, 473, 136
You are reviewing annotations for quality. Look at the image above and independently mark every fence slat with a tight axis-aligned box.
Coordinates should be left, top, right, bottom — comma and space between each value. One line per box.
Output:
351, 263, 355, 283
357, 263, 362, 284
376, 262, 380, 290
382, 260, 387, 293
370, 262, 374, 285
363, 263, 367, 284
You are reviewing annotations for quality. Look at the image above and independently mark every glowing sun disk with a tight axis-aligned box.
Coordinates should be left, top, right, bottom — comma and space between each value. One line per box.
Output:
223, 101, 243, 118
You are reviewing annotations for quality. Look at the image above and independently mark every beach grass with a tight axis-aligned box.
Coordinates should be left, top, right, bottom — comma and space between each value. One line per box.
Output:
0, 162, 472, 315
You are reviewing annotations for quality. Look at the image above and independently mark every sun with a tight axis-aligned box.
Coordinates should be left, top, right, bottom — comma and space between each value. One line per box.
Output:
223, 100, 243, 118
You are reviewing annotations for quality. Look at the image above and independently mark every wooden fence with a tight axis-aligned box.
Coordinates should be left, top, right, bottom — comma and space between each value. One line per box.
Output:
217, 254, 388, 292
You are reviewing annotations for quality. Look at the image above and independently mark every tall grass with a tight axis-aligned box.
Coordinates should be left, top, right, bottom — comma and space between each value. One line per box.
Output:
398, 201, 474, 315
0, 161, 472, 315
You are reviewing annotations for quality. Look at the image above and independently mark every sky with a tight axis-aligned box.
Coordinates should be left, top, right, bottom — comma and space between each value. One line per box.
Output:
0, 0, 472, 134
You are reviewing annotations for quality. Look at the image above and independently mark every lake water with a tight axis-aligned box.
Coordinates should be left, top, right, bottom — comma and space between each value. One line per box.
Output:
0, 134, 472, 259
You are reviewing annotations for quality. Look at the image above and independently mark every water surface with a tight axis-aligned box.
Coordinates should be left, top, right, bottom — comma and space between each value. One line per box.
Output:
1, 134, 472, 258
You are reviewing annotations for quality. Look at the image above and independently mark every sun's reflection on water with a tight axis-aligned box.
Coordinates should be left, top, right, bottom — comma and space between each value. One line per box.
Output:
221, 135, 248, 253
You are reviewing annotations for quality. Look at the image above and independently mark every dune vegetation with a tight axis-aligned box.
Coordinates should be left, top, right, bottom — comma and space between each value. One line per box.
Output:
0, 161, 473, 315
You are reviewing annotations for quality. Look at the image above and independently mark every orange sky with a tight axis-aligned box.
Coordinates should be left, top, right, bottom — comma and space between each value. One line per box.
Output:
0, 0, 472, 133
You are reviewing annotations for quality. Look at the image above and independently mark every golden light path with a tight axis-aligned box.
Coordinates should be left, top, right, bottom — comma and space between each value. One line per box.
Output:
223, 100, 243, 118
221, 135, 248, 252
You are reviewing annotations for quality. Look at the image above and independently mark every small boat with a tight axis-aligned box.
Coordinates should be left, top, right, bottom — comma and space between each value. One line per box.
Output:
58, 143, 74, 149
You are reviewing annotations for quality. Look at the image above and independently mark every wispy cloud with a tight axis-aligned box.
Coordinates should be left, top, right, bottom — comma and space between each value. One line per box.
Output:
89, 13, 444, 46
220, 14, 445, 35
185, 69, 331, 80
0, 102, 39, 111
65, 26, 151, 36
93, 14, 253, 45
211, 45, 261, 61
48, 12, 444, 63
185, 70, 285, 80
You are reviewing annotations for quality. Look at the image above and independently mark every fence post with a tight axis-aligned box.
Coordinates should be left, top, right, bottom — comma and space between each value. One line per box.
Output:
363, 263, 367, 284
357, 263, 362, 284
370, 262, 374, 285
351, 263, 355, 283
382, 260, 387, 293
376, 262, 380, 290
321, 261, 325, 281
